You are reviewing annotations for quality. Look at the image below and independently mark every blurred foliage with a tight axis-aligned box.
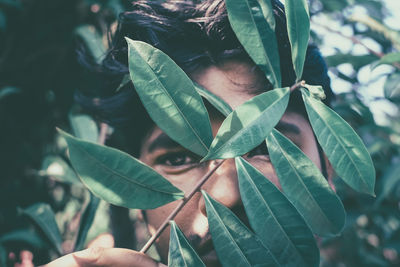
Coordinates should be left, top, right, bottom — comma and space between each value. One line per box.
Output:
0, 0, 400, 266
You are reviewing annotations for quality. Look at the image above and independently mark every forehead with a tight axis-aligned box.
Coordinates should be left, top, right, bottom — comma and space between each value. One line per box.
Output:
189, 58, 270, 109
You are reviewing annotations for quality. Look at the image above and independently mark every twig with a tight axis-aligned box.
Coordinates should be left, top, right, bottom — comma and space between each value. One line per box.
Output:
290, 80, 306, 92
140, 159, 226, 253
97, 123, 108, 145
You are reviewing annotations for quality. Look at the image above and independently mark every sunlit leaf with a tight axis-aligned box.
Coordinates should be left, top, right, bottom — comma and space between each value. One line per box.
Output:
126, 39, 213, 156
285, 0, 310, 80
266, 128, 346, 237
225, 0, 281, 87
20, 203, 63, 255
59, 129, 184, 209
201, 191, 275, 267
41, 155, 81, 185
69, 114, 99, 143
203, 87, 289, 160
302, 89, 376, 196
195, 83, 232, 117
74, 193, 100, 251
75, 25, 106, 64
384, 72, 400, 100
168, 221, 205, 267
235, 157, 319, 267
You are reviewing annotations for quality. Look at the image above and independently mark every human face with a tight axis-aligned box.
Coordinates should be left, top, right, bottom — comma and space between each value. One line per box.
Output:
138, 59, 324, 266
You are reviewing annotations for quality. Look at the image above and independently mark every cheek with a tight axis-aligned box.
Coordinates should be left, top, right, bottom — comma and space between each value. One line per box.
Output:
247, 158, 282, 189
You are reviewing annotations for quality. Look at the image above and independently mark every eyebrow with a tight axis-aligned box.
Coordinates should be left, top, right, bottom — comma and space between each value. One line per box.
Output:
147, 133, 181, 153
146, 121, 300, 153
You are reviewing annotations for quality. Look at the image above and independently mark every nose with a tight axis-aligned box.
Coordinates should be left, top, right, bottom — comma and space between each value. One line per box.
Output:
198, 158, 242, 217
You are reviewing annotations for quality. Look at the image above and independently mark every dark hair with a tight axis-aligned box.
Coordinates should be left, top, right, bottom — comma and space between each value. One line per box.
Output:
76, 0, 333, 157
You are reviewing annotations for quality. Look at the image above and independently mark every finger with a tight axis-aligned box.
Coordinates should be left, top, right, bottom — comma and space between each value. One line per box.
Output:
41, 247, 162, 267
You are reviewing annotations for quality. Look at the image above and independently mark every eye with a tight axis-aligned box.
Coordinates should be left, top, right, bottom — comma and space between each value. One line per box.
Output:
245, 142, 269, 159
156, 152, 200, 167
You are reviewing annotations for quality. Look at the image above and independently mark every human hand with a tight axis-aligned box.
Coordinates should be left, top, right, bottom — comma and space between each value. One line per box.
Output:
40, 247, 167, 267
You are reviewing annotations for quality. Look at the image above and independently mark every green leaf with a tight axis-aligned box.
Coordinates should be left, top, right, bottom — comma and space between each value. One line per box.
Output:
302, 89, 376, 196
325, 53, 378, 71
115, 74, 131, 93
41, 155, 81, 185
201, 191, 275, 267
285, 0, 310, 80
59, 129, 184, 209
126, 39, 213, 156
20, 203, 63, 255
375, 162, 400, 206
75, 25, 106, 64
0, 86, 21, 99
195, 83, 232, 117
0, 244, 6, 267
69, 114, 99, 143
168, 221, 205, 267
0, 229, 46, 249
374, 52, 400, 68
384, 72, 400, 100
235, 157, 319, 267
225, 0, 281, 87
74, 193, 100, 251
266, 128, 346, 237
203, 87, 290, 160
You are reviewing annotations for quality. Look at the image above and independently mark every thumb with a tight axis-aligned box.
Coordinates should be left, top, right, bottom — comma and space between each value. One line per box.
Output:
41, 247, 166, 267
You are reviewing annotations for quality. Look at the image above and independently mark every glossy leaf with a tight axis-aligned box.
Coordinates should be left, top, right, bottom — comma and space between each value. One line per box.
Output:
225, 0, 281, 87
74, 193, 101, 251
168, 221, 205, 267
285, 0, 310, 80
195, 83, 232, 117
69, 114, 99, 143
20, 203, 63, 255
384, 72, 400, 100
203, 87, 290, 160
126, 38, 213, 156
266, 128, 345, 236
41, 155, 81, 185
235, 157, 319, 267
302, 89, 376, 196
201, 191, 275, 267
59, 129, 184, 209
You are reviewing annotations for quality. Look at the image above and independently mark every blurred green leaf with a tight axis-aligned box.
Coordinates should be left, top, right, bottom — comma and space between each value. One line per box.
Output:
69, 114, 99, 143
0, 0, 22, 9
384, 72, 400, 100
203, 87, 290, 160
74, 193, 100, 251
318, 0, 348, 12
0, 229, 46, 248
168, 221, 205, 267
325, 53, 378, 71
20, 203, 63, 255
201, 191, 274, 267
41, 155, 81, 185
0, 244, 6, 267
267, 128, 345, 237
195, 83, 232, 117
0, 9, 6, 31
126, 39, 213, 157
75, 25, 106, 64
115, 74, 131, 93
235, 157, 319, 267
302, 89, 376, 196
285, 0, 310, 80
225, 0, 281, 87
375, 162, 400, 206
0, 86, 21, 99
59, 129, 184, 209
374, 52, 400, 68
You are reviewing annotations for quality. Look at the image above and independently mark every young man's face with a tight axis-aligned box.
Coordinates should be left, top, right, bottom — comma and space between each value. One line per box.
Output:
138, 59, 326, 266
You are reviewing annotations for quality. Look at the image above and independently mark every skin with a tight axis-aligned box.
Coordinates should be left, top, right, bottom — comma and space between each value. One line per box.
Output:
43, 59, 331, 267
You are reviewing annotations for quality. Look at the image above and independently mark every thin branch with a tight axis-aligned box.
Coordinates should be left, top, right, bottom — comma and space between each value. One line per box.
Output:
290, 80, 306, 92
97, 122, 108, 145
140, 159, 226, 253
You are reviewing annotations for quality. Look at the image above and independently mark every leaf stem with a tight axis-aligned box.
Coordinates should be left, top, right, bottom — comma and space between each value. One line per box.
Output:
290, 80, 306, 92
98, 123, 109, 145
140, 159, 226, 253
